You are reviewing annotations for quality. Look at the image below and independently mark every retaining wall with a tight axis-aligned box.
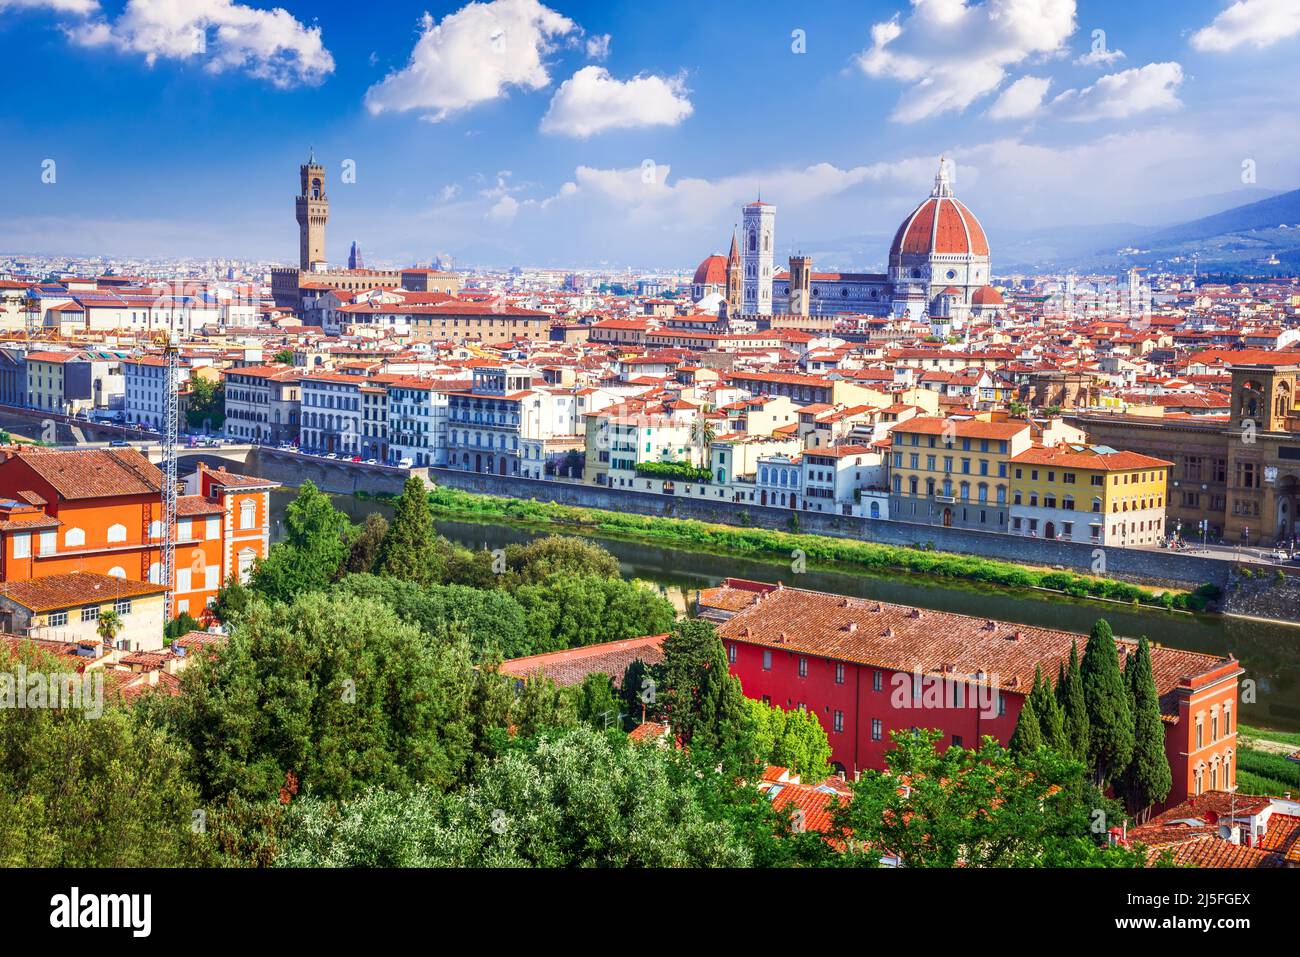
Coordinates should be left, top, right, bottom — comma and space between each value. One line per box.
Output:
421, 468, 1238, 591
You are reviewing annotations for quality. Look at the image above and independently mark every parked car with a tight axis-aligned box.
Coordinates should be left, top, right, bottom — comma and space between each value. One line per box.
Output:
364, 458, 379, 466
397, 458, 414, 469
108, 439, 131, 448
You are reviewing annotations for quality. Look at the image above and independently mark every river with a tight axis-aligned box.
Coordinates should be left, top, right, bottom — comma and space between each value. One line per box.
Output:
268, 489, 1300, 734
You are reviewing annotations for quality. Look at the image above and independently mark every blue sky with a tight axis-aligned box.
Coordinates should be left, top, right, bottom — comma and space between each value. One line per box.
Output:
2, 0, 1299, 269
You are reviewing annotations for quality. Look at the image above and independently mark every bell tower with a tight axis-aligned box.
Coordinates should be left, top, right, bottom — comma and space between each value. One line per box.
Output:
296, 151, 329, 270
725, 228, 742, 318
1231, 364, 1296, 433
789, 253, 812, 317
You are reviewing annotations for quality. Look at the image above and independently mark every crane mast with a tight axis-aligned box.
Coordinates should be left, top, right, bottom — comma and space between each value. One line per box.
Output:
161, 331, 179, 617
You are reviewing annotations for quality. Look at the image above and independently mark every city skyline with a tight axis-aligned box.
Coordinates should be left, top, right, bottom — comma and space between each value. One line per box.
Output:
2, 0, 1299, 268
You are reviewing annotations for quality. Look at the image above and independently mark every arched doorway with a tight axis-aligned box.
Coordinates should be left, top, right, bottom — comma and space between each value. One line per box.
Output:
942, 508, 953, 527
1277, 476, 1299, 545
474, 453, 482, 472
1044, 521, 1056, 540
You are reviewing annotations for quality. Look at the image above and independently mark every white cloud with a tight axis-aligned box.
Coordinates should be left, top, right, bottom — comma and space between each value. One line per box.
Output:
1191, 0, 1300, 53
364, 0, 576, 121
585, 33, 610, 60
510, 157, 934, 234
855, 0, 1077, 122
67, 0, 332, 87
67, 0, 333, 87
0, 0, 98, 12
988, 75, 1051, 119
487, 195, 520, 223
1074, 46, 1125, 67
1049, 61, 1184, 121
540, 66, 693, 138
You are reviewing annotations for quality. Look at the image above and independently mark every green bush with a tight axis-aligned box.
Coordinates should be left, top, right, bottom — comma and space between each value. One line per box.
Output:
635, 461, 712, 483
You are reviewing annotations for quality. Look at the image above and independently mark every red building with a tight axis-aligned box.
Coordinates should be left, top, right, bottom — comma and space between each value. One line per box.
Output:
703, 579, 1241, 809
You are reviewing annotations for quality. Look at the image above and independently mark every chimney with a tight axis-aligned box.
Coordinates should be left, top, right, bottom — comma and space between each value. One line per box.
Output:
844, 622, 858, 633
882, 627, 895, 638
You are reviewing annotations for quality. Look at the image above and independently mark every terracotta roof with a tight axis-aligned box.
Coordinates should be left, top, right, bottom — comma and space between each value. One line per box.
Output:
890, 416, 1028, 440
5, 448, 161, 499
498, 634, 667, 687
176, 495, 223, 516
1139, 832, 1285, 868
1010, 445, 1174, 471
890, 196, 989, 259
0, 572, 167, 612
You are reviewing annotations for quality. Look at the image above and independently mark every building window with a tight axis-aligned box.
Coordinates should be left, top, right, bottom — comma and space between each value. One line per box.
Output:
798, 657, 808, 678
833, 710, 844, 733
951, 735, 963, 748
64, 527, 85, 547
113, 598, 132, 616
835, 662, 845, 684
240, 500, 257, 530
872, 670, 883, 692
871, 718, 882, 741
762, 650, 772, 671
81, 606, 99, 622
48, 612, 68, 627
107, 523, 127, 544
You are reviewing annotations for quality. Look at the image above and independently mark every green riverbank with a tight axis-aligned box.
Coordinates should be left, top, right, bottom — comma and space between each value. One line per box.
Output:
420, 486, 1221, 614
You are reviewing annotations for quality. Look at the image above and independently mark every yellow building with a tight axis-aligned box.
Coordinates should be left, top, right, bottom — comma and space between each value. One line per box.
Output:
887, 416, 1032, 530
1007, 444, 1172, 546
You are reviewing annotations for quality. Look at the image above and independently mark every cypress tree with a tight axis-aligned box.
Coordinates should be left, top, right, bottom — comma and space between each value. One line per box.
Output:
1008, 691, 1043, 754
1058, 642, 1090, 762
1031, 666, 1069, 755
1080, 619, 1134, 788
1121, 637, 1173, 821
374, 477, 443, 585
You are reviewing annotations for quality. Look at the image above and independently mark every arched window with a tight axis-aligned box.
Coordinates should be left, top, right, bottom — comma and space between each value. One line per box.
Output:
64, 527, 85, 547
107, 566, 126, 578
148, 562, 163, 584
106, 524, 127, 544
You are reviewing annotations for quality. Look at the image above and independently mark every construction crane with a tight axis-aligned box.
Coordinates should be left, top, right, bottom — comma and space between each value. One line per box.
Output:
159, 329, 180, 617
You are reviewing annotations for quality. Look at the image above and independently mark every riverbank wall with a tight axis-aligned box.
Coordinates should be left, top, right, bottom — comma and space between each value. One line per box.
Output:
241, 448, 1300, 619
295, 459, 1231, 592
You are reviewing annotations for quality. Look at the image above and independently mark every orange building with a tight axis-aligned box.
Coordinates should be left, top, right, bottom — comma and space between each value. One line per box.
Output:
0, 448, 276, 621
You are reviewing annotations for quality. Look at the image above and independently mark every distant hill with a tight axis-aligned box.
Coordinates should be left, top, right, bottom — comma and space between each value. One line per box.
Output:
1142, 188, 1300, 245
1075, 188, 1300, 274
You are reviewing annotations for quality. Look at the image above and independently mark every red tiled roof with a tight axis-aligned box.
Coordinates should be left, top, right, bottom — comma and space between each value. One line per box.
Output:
498, 635, 666, 687
0, 572, 167, 612
4, 447, 161, 499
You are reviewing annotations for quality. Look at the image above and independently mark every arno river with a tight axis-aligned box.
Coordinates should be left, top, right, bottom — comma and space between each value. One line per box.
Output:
271, 489, 1300, 733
